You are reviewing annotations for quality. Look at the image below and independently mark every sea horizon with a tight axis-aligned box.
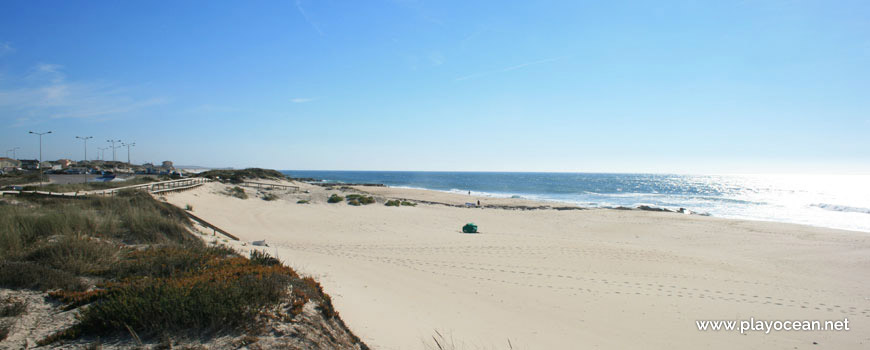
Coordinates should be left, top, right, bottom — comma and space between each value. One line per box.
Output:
283, 170, 870, 233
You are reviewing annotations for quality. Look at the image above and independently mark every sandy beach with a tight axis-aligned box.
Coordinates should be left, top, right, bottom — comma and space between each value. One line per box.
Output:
165, 181, 870, 349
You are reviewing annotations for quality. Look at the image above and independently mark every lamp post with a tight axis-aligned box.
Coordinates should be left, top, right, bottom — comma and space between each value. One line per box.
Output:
76, 136, 93, 162
29, 130, 52, 185
76, 136, 93, 183
106, 139, 121, 162
123, 142, 135, 166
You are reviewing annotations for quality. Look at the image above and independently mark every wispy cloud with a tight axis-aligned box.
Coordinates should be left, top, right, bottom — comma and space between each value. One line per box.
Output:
0, 42, 14, 57
291, 97, 314, 103
295, 0, 324, 36
428, 51, 445, 66
455, 56, 568, 81
0, 63, 167, 124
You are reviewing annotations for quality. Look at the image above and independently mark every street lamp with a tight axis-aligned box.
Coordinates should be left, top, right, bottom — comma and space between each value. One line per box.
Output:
76, 136, 93, 183
29, 130, 52, 185
106, 139, 121, 162
29, 131, 52, 164
122, 142, 136, 166
76, 136, 93, 162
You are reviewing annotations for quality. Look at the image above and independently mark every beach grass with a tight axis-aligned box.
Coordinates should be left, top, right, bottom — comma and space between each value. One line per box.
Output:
225, 186, 248, 199
22, 176, 160, 193
197, 168, 286, 184
0, 172, 42, 187
327, 194, 344, 203
0, 190, 351, 345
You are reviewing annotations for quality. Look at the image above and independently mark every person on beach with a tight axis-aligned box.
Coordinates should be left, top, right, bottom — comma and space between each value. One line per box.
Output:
477, 200, 480, 206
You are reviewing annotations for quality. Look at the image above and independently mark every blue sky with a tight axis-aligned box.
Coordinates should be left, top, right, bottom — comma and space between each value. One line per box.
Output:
1, 0, 868, 173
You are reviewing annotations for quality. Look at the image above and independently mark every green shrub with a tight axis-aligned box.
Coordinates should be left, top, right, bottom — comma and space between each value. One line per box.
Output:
225, 186, 248, 199
185, 204, 193, 211
386, 200, 416, 207
196, 168, 286, 183
346, 194, 374, 205
296, 199, 310, 204
262, 193, 279, 201
348, 199, 360, 206
249, 250, 281, 266
327, 194, 343, 203
0, 296, 27, 317
73, 262, 296, 336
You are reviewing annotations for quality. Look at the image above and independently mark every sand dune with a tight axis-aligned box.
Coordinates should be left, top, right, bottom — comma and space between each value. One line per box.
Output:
165, 181, 870, 349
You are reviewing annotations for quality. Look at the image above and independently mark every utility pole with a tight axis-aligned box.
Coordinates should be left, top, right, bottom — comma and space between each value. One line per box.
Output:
29, 130, 52, 185
106, 139, 121, 162
123, 142, 136, 166
11, 147, 19, 159
76, 136, 93, 162
76, 136, 93, 183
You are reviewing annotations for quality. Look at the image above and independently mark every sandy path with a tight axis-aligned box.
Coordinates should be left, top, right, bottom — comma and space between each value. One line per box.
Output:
165, 182, 870, 349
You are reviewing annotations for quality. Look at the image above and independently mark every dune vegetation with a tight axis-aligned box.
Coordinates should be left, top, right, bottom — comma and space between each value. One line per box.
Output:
0, 191, 364, 348
197, 168, 287, 184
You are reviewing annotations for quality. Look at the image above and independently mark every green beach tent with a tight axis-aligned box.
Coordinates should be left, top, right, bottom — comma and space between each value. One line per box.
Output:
462, 223, 478, 233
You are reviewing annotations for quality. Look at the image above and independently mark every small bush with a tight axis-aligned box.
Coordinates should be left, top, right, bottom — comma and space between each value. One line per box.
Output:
0, 261, 85, 291
348, 199, 360, 206
68, 260, 298, 338
185, 204, 193, 211
296, 199, 310, 204
225, 186, 248, 199
262, 193, 279, 201
386, 200, 416, 207
327, 194, 343, 203
346, 194, 374, 205
249, 250, 281, 266
0, 296, 27, 317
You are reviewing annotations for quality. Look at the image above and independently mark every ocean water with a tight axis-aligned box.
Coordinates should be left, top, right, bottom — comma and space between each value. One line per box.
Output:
282, 171, 870, 233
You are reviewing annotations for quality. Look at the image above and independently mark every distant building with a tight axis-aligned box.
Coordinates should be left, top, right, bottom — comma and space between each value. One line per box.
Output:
57, 159, 73, 168
20, 159, 39, 170
162, 161, 174, 169
0, 157, 21, 170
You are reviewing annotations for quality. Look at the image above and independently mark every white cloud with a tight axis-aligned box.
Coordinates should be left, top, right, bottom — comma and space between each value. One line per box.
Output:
291, 97, 314, 103
456, 56, 568, 81
0, 42, 14, 56
0, 63, 167, 123
295, 0, 324, 36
